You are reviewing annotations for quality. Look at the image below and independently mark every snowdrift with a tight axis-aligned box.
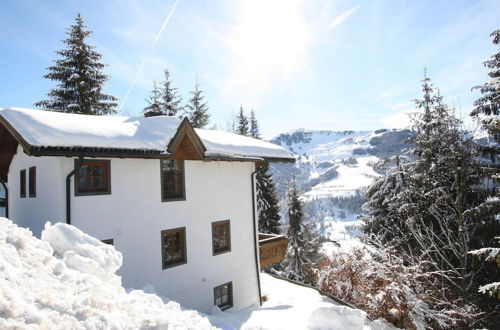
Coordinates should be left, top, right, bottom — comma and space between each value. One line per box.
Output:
0, 218, 214, 329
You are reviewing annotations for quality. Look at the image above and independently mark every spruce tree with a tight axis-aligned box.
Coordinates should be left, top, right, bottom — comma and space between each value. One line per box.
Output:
144, 80, 162, 111
257, 165, 281, 234
161, 69, 183, 117
284, 179, 321, 283
249, 109, 261, 139
237, 105, 249, 136
363, 74, 499, 326
35, 13, 118, 115
471, 29, 500, 143
144, 69, 182, 117
361, 155, 411, 244
186, 80, 210, 128
468, 29, 500, 306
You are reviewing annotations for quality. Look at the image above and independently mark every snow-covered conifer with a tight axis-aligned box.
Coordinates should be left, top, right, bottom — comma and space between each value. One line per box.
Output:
471, 29, 500, 143
144, 81, 162, 111
363, 73, 500, 327
237, 105, 249, 136
144, 69, 183, 117
361, 155, 411, 244
257, 165, 281, 234
249, 109, 261, 139
185, 80, 210, 128
35, 13, 118, 115
283, 179, 321, 283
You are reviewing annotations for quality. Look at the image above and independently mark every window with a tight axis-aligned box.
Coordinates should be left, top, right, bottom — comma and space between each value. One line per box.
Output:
212, 220, 231, 255
28, 166, 36, 198
20, 169, 26, 198
161, 159, 185, 201
214, 282, 233, 310
161, 227, 186, 269
75, 160, 111, 196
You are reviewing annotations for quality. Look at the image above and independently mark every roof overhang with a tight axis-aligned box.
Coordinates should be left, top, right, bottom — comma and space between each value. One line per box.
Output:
0, 110, 295, 164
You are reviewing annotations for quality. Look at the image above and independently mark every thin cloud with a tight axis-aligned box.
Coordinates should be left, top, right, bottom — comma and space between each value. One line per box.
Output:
119, 0, 182, 111
328, 5, 361, 30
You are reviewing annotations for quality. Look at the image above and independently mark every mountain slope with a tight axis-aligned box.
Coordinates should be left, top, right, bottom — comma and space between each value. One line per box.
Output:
269, 128, 413, 244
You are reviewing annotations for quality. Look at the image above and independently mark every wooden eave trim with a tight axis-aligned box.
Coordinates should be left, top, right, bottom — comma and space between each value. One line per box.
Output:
0, 114, 32, 154
167, 118, 207, 159
28, 146, 172, 159
203, 155, 296, 163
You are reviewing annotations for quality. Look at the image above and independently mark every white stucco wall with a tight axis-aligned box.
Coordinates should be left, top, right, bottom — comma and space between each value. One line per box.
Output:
8, 146, 65, 237
8, 150, 261, 313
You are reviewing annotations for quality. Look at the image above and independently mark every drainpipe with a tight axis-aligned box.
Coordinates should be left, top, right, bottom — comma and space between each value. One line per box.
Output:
1, 181, 8, 218
251, 165, 264, 306
66, 155, 84, 225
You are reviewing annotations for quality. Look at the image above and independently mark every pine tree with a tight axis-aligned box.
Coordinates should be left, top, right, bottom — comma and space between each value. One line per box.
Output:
144, 69, 182, 117
257, 165, 281, 234
236, 105, 249, 136
35, 13, 118, 114
284, 179, 321, 283
185, 80, 210, 128
249, 109, 261, 139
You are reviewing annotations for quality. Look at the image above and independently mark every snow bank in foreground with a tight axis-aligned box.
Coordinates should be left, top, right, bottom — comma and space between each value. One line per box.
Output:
0, 218, 214, 329
41, 222, 122, 281
210, 273, 395, 330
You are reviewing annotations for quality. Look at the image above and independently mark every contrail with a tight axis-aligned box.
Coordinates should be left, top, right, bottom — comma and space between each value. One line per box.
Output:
119, 0, 182, 112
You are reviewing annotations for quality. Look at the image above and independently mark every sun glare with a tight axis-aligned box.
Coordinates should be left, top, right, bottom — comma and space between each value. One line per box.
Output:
229, 0, 310, 84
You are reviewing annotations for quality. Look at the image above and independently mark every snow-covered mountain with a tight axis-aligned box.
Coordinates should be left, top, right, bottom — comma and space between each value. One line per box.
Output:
269, 128, 413, 244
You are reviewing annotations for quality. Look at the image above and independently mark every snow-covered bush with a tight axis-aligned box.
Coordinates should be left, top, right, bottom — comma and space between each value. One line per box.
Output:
317, 247, 478, 329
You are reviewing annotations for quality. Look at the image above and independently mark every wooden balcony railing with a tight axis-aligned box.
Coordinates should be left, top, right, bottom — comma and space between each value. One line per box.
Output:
258, 233, 288, 268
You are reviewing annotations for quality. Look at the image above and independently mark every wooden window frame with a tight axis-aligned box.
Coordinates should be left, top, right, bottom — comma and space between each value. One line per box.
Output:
214, 282, 233, 311
20, 169, 26, 198
74, 159, 111, 196
161, 227, 187, 269
160, 159, 186, 202
212, 220, 231, 255
28, 166, 36, 198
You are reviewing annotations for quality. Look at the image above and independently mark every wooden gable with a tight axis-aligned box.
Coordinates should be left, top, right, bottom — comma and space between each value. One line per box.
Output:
167, 118, 206, 160
0, 124, 19, 181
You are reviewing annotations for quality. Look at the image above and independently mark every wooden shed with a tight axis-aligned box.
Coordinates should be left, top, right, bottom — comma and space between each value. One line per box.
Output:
258, 233, 288, 268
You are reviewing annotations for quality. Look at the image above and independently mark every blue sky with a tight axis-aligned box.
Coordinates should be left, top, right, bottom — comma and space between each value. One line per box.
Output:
1, 0, 499, 138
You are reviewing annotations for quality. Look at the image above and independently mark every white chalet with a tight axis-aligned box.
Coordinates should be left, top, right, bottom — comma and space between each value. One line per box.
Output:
0, 107, 294, 313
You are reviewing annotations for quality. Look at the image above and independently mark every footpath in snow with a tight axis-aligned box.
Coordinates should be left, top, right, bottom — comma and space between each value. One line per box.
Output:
0, 217, 392, 329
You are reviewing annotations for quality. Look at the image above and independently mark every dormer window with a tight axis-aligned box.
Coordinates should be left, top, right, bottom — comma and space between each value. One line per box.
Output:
161, 159, 185, 201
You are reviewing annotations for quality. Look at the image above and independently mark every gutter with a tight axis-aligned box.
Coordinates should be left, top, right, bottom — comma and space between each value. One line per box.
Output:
1, 181, 8, 218
251, 165, 264, 306
66, 155, 84, 225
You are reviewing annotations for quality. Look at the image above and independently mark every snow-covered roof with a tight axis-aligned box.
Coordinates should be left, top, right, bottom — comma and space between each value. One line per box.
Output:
0, 107, 294, 162
196, 129, 293, 160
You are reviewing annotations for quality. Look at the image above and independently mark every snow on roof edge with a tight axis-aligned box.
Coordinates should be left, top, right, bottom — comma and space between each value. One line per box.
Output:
0, 107, 294, 162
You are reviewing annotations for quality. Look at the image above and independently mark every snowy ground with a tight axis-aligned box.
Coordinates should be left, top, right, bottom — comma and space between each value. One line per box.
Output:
0, 218, 214, 329
0, 217, 391, 329
210, 274, 394, 330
